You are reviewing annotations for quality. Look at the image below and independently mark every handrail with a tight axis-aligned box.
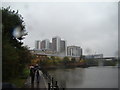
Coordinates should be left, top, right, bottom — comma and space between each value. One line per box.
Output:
41, 69, 64, 90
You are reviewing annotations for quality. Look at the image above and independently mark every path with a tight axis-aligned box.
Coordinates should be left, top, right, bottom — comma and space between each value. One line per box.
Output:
24, 70, 48, 89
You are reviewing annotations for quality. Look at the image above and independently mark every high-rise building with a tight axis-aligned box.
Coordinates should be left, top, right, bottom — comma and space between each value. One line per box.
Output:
49, 42, 52, 51
40, 40, 45, 50
40, 39, 50, 50
35, 40, 40, 49
60, 40, 67, 55
45, 39, 50, 50
52, 36, 61, 52
67, 46, 82, 57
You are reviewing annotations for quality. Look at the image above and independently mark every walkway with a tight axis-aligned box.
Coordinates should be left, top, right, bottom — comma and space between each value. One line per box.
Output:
24, 70, 48, 89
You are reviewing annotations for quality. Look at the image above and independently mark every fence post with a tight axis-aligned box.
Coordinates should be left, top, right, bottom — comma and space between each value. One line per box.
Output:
48, 83, 51, 90
49, 75, 51, 81
55, 81, 59, 90
52, 77, 54, 89
42, 69, 61, 90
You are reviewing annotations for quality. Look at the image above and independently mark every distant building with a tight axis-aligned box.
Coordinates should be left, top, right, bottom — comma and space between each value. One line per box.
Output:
40, 40, 45, 50
60, 40, 67, 55
35, 36, 84, 57
93, 54, 103, 58
85, 54, 103, 59
40, 39, 50, 50
52, 36, 61, 53
35, 40, 40, 49
49, 42, 52, 51
67, 46, 82, 57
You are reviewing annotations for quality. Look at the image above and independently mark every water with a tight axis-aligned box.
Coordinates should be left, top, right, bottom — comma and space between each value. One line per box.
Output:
47, 66, 118, 88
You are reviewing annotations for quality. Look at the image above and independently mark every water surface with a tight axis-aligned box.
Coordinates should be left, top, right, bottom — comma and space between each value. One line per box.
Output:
48, 66, 118, 88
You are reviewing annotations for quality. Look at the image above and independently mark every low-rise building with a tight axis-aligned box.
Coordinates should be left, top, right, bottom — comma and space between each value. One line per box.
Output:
85, 54, 103, 59
67, 46, 82, 57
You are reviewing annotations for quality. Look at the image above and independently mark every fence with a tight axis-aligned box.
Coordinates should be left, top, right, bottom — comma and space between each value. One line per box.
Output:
41, 69, 65, 90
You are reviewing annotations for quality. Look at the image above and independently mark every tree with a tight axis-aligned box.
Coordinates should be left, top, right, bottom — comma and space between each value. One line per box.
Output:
51, 56, 55, 60
55, 57, 61, 64
2, 7, 31, 81
103, 60, 116, 66
62, 57, 70, 65
71, 57, 76, 63
51, 56, 56, 64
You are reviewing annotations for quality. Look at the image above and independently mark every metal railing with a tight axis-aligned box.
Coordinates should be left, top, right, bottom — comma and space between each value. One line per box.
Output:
48, 77, 59, 90
41, 69, 65, 90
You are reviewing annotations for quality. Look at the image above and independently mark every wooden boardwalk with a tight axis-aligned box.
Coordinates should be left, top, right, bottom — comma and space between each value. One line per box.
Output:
24, 70, 48, 89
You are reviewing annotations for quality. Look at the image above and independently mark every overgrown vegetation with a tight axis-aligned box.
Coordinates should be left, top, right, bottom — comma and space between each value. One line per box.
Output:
37, 55, 117, 68
38, 56, 84, 68
85, 59, 99, 66
2, 7, 32, 83
103, 60, 117, 66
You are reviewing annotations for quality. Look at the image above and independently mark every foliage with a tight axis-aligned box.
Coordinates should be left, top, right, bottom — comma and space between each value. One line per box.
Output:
55, 57, 62, 64
2, 7, 31, 82
9, 77, 25, 88
39, 56, 62, 66
39, 59, 47, 66
79, 59, 85, 63
71, 57, 76, 63
3, 41, 19, 79
62, 57, 70, 65
51, 56, 56, 64
2, 7, 26, 41
118, 58, 120, 65
103, 60, 116, 66
85, 59, 98, 66
51, 56, 55, 60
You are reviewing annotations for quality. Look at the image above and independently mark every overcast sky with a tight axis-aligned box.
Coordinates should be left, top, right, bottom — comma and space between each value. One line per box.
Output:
2, 2, 118, 57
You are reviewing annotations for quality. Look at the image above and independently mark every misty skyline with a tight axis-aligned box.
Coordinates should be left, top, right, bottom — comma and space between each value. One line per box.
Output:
2, 2, 118, 57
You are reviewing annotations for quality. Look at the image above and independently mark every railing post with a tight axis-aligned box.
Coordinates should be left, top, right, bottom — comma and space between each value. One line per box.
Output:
55, 81, 59, 90
49, 75, 51, 81
52, 77, 54, 89
48, 83, 51, 90
42, 69, 61, 90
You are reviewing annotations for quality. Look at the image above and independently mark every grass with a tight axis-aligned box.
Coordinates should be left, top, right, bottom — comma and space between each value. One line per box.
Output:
9, 77, 26, 88
8, 67, 30, 88
22, 67, 30, 78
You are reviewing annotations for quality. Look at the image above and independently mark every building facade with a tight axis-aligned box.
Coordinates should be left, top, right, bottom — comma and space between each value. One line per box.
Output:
60, 40, 67, 55
40, 40, 45, 50
85, 54, 103, 59
40, 39, 50, 50
52, 36, 61, 53
35, 40, 40, 49
67, 46, 82, 57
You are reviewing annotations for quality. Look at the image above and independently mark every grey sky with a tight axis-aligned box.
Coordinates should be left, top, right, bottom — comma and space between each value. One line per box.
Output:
2, 2, 118, 57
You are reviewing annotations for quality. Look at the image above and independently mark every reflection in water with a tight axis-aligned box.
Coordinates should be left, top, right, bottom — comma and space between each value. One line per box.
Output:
48, 66, 118, 88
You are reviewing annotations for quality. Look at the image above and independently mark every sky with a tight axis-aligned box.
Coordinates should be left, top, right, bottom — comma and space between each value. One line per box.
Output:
2, 2, 118, 57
